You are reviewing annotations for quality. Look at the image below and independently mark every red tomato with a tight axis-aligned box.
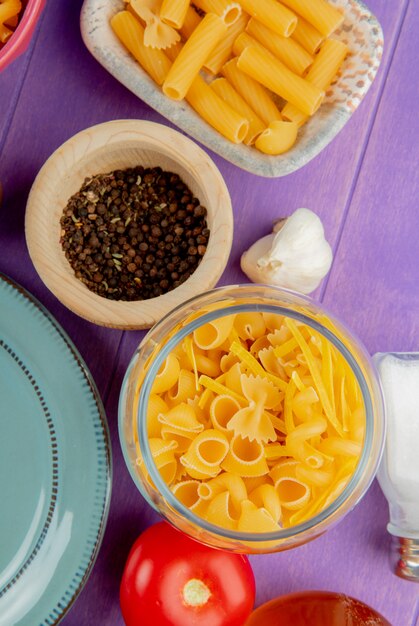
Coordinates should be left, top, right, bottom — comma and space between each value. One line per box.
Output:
120, 522, 255, 626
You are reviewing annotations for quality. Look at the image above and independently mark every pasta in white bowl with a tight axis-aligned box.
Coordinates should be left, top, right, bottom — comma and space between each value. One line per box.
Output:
81, 0, 383, 177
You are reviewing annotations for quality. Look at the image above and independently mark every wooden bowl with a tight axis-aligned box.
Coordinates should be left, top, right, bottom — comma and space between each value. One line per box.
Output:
25, 120, 233, 329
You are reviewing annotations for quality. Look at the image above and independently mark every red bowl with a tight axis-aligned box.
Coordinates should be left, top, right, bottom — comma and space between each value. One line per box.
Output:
0, 0, 46, 72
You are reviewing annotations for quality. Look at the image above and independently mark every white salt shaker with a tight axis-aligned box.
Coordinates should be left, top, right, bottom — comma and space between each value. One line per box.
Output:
373, 352, 419, 582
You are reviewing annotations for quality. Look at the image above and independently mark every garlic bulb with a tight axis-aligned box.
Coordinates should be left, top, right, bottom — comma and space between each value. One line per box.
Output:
240, 208, 333, 294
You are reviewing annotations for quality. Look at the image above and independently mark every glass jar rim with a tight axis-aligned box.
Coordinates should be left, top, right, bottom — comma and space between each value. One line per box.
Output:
136, 295, 377, 542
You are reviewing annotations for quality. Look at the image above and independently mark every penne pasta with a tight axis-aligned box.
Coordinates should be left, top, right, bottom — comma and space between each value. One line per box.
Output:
111, 11, 172, 85
246, 18, 313, 76
211, 77, 265, 145
280, 0, 344, 37
237, 45, 324, 116
163, 13, 227, 100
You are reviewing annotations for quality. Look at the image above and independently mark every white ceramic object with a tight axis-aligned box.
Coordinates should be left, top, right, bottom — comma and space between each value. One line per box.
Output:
80, 0, 383, 178
25, 120, 233, 330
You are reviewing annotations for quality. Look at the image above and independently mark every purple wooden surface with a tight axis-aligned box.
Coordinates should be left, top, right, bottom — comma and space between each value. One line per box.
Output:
0, 0, 418, 624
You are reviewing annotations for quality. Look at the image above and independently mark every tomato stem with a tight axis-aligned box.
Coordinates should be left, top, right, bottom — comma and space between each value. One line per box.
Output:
182, 578, 211, 608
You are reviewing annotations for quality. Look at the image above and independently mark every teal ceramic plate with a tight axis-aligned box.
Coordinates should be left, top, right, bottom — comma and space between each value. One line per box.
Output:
0, 274, 112, 625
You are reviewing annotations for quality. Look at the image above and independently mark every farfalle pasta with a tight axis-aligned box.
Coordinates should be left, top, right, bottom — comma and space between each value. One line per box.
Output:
133, 310, 367, 533
111, 0, 350, 154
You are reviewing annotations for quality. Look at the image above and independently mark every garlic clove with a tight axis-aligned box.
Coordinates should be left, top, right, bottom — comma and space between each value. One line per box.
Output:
240, 208, 333, 294
240, 233, 276, 283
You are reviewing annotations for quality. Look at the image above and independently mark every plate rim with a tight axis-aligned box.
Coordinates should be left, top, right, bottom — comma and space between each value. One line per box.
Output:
0, 273, 112, 626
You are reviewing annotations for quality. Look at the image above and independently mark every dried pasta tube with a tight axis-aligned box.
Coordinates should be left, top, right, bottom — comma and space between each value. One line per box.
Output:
246, 18, 313, 76
237, 0, 297, 37
280, 0, 344, 37
304, 38, 349, 90
292, 16, 324, 55
255, 120, 298, 155
281, 102, 308, 128
233, 31, 272, 57
203, 12, 249, 75
186, 77, 248, 144
111, 11, 172, 85
163, 13, 227, 100
179, 5, 202, 38
193, 0, 242, 26
0, 0, 21, 23
160, 0, 190, 29
237, 45, 324, 116
211, 78, 265, 145
222, 58, 282, 125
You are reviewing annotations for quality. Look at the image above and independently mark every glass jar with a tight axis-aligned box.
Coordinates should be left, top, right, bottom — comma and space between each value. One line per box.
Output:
119, 285, 385, 553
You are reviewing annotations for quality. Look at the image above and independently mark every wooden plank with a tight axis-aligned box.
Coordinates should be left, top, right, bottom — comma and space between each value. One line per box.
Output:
319, 2, 419, 624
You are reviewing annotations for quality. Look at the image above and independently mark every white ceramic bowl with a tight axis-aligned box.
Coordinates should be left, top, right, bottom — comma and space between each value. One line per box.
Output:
25, 120, 233, 329
80, 0, 383, 178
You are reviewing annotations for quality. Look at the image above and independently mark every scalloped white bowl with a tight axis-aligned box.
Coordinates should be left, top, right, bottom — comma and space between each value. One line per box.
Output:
80, 0, 383, 178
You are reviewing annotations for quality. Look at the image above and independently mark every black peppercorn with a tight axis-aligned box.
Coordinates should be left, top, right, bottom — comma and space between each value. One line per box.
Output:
59, 166, 209, 301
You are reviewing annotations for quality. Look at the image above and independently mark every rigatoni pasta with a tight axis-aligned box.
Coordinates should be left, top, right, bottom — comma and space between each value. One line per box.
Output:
211, 77, 265, 145
159, 0, 190, 29
292, 15, 325, 55
282, 39, 349, 131
222, 58, 282, 126
111, 0, 351, 155
162, 12, 227, 100
236, 0, 297, 37
186, 75, 250, 143
192, 0, 242, 26
280, 0, 344, 37
237, 45, 324, 116
203, 12, 249, 75
133, 310, 367, 533
246, 18, 313, 76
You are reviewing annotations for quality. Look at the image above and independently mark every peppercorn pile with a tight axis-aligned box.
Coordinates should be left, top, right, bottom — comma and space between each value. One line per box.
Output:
60, 167, 209, 300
